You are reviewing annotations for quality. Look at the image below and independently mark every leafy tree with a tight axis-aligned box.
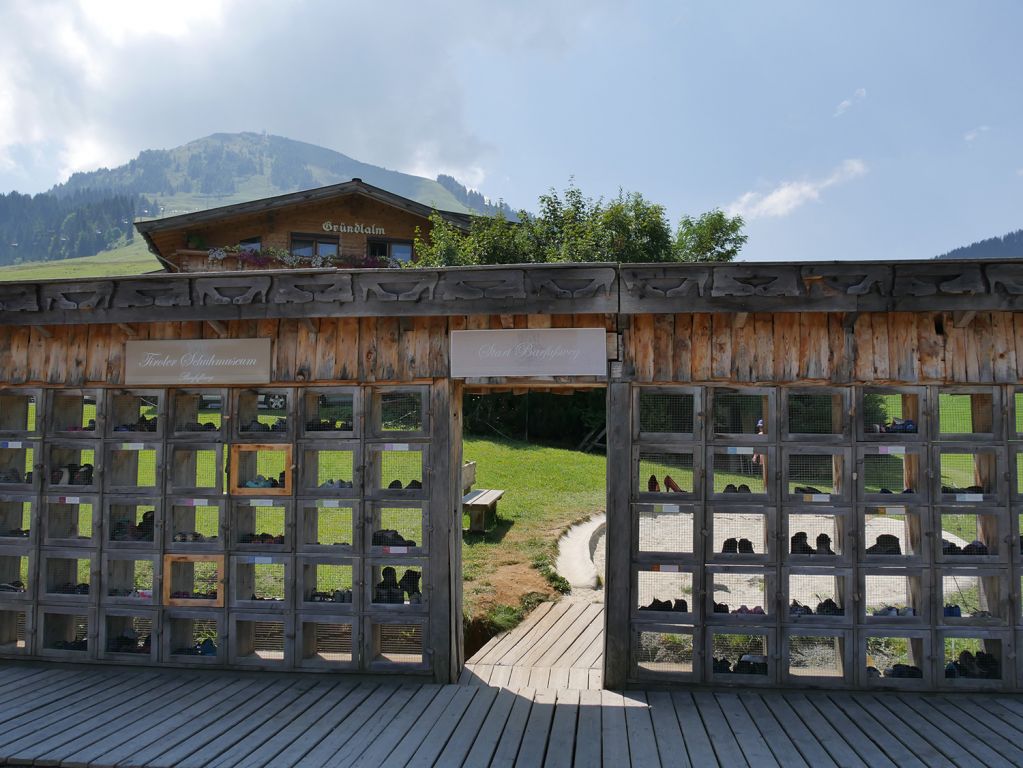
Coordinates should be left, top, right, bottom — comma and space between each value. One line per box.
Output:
410, 182, 746, 267
673, 209, 747, 262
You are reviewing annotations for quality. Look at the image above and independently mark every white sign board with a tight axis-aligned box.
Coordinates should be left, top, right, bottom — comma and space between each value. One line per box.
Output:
125, 339, 272, 385
450, 328, 607, 378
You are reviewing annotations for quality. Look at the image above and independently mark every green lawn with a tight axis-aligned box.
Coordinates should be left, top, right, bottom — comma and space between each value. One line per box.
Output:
461, 436, 605, 621
0, 239, 162, 282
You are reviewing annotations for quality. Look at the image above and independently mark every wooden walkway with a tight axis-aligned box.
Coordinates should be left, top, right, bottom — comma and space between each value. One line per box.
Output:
460, 600, 605, 690
2, 662, 1023, 766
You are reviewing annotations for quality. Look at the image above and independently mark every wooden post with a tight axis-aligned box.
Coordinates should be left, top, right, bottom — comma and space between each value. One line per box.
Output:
428, 377, 454, 683
603, 381, 632, 689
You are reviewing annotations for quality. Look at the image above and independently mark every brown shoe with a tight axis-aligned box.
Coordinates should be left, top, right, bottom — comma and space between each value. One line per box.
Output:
647, 474, 660, 493
664, 475, 683, 493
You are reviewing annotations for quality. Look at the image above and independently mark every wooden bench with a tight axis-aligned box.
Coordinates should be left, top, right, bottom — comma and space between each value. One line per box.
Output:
462, 488, 505, 533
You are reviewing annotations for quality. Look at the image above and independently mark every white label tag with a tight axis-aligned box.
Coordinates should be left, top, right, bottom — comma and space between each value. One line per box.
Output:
383, 443, 410, 451
724, 447, 754, 455
320, 500, 342, 509
659, 504, 680, 514
120, 442, 145, 450
956, 493, 984, 502
0, 441, 23, 449
385, 546, 409, 554
654, 564, 680, 573
248, 499, 275, 507
878, 446, 906, 455
58, 496, 81, 504
880, 506, 906, 515
251, 557, 274, 565
804, 494, 831, 502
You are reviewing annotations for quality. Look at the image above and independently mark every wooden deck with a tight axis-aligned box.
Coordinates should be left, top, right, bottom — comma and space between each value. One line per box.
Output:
2, 661, 1023, 766
460, 600, 605, 690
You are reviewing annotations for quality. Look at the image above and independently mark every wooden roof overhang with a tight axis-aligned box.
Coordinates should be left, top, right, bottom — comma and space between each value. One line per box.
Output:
134, 178, 473, 270
1, 260, 1022, 327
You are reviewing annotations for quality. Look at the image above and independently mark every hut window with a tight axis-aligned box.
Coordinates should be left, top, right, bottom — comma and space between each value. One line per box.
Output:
368, 240, 413, 264
291, 234, 339, 259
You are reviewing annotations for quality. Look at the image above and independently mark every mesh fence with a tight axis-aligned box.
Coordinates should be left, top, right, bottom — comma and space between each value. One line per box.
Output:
636, 505, 694, 554
378, 450, 424, 491
45, 556, 90, 595
711, 633, 769, 675
105, 557, 155, 598
168, 617, 219, 656
938, 392, 994, 435
371, 564, 423, 606
0, 392, 37, 432
306, 621, 354, 662
711, 450, 766, 494
379, 392, 424, 433
235, 560, 286, 602
371, 506, 423, 549
172, 392, 223, 434
168, 560, 220, 600
303, 562, 355, 604
712, 391, 767, 435
635, 631, 694, 674
0, 610, 27, 649
711, 571, 768, 615
863, 509, 914, 557
787, 454, 840, 495
636, 570, 693, 613
788, 514, 842, 556
939, 452, 993, 494
374, 622, 423, 664
303, 448, 355, 490
46, 498, 94, 542
235, 503, 287, 545
788, 635, 843, 677
170, 503, 221, 544
787, 574, 844, 617
787, 393, 841, 435
943, 637, 1001, 679
304, 392, 355, 433
638, 391, 695, 435
862, 392, 919, 435
0, 552, 29, 594
864, 574, 918, 617
0, 499, 31, 538
638, 452, 695, 494
941, 573, 999, 619
301, 502, 354, 547
108, 503, 156, 544
865, 635, 924, 679
712, 513, 767, 556
105, 615, 153, 654
108, 393, 160, 434
863, 454, 916, 495
168, 447, 222, 491
42, 612, 89, 651
50, 393, 99, 433
237, 391, 289, 434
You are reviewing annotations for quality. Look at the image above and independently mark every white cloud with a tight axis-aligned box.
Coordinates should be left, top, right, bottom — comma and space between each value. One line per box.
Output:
727, 159, 868, 220
964, 125, 990, 142
833, 87, 867, 117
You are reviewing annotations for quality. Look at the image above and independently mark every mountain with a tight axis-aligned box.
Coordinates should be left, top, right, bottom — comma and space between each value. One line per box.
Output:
936, 229, 1023, 260
0, 132, 510, 266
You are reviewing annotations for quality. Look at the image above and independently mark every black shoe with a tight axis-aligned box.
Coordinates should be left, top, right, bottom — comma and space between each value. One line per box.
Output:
815, 533, 835, 555
867, 534, 902, 556
713, 657, 731, 673
722, 537, 739, 554
941, 539, 961, 555
713, 602, 729, 613
815, 598, 843, 616
737, 538, 754, 554
672, 598, 688, 612
962, 539, 989, 556
790, 532, 814, 555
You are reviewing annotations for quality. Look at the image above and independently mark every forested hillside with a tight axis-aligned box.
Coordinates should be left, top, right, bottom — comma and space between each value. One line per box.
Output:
936, 229, 1023, 260
0, 132, 509, 266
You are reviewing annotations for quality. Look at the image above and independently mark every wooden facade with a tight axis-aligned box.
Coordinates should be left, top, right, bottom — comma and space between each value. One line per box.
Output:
3, 241, 1023, 689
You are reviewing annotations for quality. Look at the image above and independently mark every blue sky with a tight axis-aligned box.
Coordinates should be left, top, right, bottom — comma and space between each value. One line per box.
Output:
0, 1, 1019, 261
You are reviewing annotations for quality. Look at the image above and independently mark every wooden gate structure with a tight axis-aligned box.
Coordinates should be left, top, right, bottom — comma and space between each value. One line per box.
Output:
2, 258, 1023, 693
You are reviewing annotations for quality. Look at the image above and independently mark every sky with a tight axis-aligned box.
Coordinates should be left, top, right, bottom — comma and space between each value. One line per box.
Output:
0, 0, 1020, 261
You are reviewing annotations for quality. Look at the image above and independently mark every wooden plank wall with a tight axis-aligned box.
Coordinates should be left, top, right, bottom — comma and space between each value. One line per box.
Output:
0, 314, 613, 387
624, 311, 1022, 384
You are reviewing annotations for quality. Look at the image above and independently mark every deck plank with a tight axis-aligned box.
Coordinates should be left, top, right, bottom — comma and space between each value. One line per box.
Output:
472, 602, 555, 666
528, 666, 552, 689
128, 678, 303, 768
361, 684, 460, 767
601, 690, 631, 768
404, 685, 481, 768
756, 693, 837, 768
504, 603, 587, 668
543, 688, 581, 768
433, 685, 500, 767
735, 693, 808, 768
329, 686, 420, 768
0, 669, 127, 726
18, 675, 191, 766
207, 681, 342, 768
293, 684, 403, 768
784, 693, 866, 768
844, 694, 952, 768
870, 693, 973, 767
552, 608, 605, 669
536, 603, 603, 667
515, 687, 559, 768
645, 691, 691, 768
462, 686, 519, 768
0, 670, 149, 751
956, 694, 1023, 738
670, 691, 718, 767
714, 692, 780, 768
347, 685, 445, 768
568, 667, 590, 691
900, 694, 1022, 766
574, 689, 603, 768
803, 693, 895, 767
62, 677, 252, 768
547, 667, 571, 690
488, 686, 537, 768
261, 683, 380, 768
929, 694, 1023, 764
623, 692, 662, 768
691, 691, 747, 767
823, 694, 926, 768
489, 664, 513, 688
96, 677, 267, 768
